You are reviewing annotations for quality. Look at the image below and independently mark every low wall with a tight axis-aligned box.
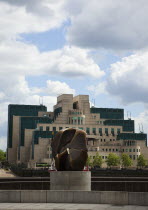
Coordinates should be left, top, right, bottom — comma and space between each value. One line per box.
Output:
0, 190, 148, 206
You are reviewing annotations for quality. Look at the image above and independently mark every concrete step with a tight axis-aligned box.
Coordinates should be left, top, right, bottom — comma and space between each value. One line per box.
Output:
0, 203, 146, 210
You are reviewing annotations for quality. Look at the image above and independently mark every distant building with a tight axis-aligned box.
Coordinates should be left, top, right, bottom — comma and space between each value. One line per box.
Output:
7, 94, 147, 168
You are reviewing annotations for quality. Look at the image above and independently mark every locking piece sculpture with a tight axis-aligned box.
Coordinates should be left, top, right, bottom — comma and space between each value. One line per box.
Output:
51, 128, 88, 171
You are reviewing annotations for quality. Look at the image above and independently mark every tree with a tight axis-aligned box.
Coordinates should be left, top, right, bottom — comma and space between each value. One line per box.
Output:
137, 154, 147, 169
121, 153, 132, 168
93, 152, 103, 168
106, 153, 120, 168
86, 156, 93, 167
0, 149, 6, 161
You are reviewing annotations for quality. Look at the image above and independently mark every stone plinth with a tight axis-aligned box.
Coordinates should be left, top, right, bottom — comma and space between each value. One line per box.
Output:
50, 171, 91, 191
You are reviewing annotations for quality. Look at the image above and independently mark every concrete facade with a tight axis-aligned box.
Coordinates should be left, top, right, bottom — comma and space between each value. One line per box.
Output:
50, 171, 91, 191
7, 94, 147, 168
0, 190, 148, 206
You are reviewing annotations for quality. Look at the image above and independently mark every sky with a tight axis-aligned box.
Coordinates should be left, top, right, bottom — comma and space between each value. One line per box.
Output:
0, 0, 148, 150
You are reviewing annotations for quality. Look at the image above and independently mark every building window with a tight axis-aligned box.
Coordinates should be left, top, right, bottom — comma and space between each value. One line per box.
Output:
46, 126, 49, 131
110, 139, 112, 141
40, 126, 43, 131
102, 148, 104, 151
104, 139, 106, 142
86, 128, 90, 135
133, 155, 135, 160
137, 149, 138, 152
53, 127, 56, 132
59, 127, 63, 130
81, 117, 83, 125
129, 149, 132, 152
129, 155, 132, 159
117, 128, 120, 134
102, 156, 104, 159
93, 128, 96, 135
133, 149, 135, 152
109, 148, 111, 152
116, 149, 118, 152
122, 149, 124, 152
78, 117, 80, 125
126, 149, 128, 152
99, 128, 102, 136
105, 128, 108, 136
101, 139, 102, 142
106, 148, 108, 152
111, 128, 114, 136
113, 149, 114, 152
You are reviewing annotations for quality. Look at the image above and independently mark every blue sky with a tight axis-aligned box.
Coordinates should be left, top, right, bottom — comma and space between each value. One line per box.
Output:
0, 0, 148, 150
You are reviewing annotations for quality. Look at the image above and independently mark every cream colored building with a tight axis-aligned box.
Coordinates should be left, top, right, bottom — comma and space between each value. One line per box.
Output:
7, 94, 147, 168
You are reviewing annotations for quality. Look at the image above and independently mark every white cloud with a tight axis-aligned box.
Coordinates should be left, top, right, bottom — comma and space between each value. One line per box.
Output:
45, 80, 75, 95
0, 102, 9, 127
106, 51, 148, 104
0, 41, 104, 78
0, 136, 7, 151
0, 0, 67, 41
87, 82, 107, 96
66, 0, 148, 51
134, 110, 148, 135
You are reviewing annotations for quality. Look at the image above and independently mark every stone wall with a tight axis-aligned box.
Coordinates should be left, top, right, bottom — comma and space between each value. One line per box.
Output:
0, 190, 148, 206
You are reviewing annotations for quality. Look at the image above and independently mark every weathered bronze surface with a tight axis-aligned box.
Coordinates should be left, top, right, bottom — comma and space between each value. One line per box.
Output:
51, 128, 88, 171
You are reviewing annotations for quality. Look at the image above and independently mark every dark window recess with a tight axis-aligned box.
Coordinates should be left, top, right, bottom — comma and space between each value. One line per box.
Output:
46, 126, 49, 131
90, 107, 124, 119
99, 128, 102, 136
33, 131, 53, 144
86, 128, 90, 135
105, 128, 108, 136
104, 119, 134, 132
117, 128, 120, 134
53, 127, 56, 132
111, 128, 114, 136
54, 107, 62, 119
40, 126, 43, 131
93, 128, 96, 135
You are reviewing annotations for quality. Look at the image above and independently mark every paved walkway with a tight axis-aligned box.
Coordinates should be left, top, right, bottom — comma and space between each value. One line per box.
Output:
0, 169, 15, 177
0, 203, 147, 210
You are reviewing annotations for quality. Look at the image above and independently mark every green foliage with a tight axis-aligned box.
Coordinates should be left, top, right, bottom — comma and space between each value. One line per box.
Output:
0, 149, 6, 161
121, 153, 132, 168
86, 156, 93, 167
93, 152, 103, 168
106, 153, 120, 167
137, 154, 147, 168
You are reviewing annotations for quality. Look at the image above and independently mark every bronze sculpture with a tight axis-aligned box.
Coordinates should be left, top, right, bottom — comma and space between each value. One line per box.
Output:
51, 128, 88, 171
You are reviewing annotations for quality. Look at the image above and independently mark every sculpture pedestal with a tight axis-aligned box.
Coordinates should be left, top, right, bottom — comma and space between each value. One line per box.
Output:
50, 171, 91, 191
